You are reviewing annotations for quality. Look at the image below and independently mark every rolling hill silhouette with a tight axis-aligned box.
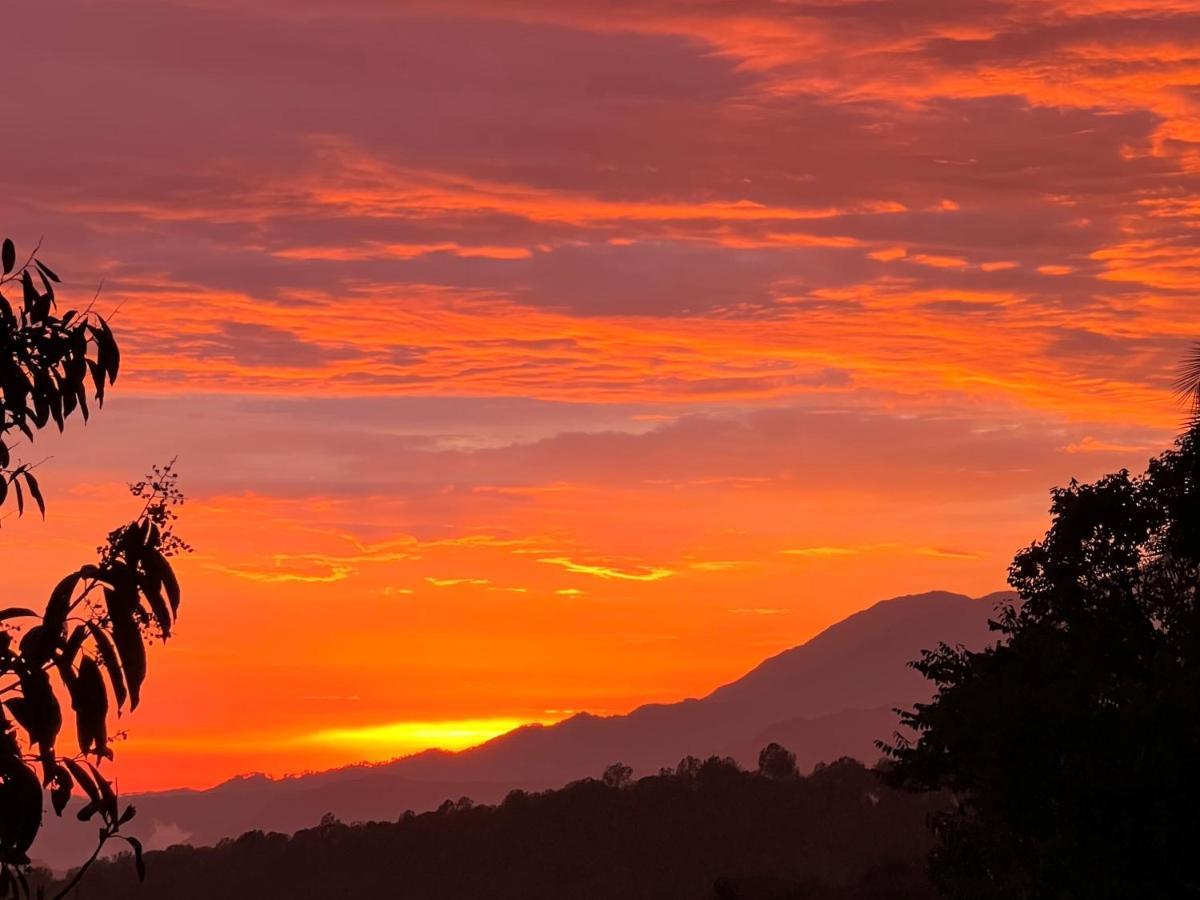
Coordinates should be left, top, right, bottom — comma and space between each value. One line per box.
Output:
45, 758, 944, 900
33, 589, 1007, 871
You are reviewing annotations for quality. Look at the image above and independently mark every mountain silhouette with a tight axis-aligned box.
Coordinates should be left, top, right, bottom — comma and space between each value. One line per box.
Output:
32, 589, 1006, 871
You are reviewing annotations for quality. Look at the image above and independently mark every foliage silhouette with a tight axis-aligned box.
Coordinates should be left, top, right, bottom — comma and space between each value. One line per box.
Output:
0, 237, 185, 898
601, 761, 633, 789
882, 428, 1200, 898
41, 753, 942, 900
1176, 345, 1200, 426
757, 742, 798, 780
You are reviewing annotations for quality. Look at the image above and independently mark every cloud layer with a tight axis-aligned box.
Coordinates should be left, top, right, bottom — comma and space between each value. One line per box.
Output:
1, 0, 1195, 789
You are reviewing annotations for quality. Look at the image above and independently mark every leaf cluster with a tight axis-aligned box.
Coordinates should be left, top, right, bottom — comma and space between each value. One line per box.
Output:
1, 237, 117, 505
0, 240, 183, 898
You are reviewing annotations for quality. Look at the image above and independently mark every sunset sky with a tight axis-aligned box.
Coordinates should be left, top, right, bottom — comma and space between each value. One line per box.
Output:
2, 0, 1199, 791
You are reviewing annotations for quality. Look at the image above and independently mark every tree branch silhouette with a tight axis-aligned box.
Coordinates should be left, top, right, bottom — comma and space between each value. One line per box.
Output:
0, 236, 185, 898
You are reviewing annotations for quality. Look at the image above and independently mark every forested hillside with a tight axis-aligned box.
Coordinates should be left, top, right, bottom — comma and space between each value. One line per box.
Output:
45, 756, 940, 900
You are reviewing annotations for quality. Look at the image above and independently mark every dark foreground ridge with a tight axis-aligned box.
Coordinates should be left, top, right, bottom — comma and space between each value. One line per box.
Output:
40, 756, 940, 900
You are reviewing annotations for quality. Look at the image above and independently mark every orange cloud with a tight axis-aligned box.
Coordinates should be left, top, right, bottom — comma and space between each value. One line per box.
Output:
5, 0, 1200, 793
537, 557, 674, 582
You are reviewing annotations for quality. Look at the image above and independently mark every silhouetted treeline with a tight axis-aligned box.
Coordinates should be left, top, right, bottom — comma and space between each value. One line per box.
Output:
45, 755, 941, 900
884, 428, 1200, 897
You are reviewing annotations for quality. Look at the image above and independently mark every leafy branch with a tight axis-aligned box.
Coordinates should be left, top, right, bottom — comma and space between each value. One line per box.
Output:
0, 237, 186, 898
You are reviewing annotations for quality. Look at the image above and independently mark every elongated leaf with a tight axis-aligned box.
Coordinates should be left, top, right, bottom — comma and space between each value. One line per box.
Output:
87, 358, 106, 402
1, 238, 14, 274
85, 621, 127, 710
151, 551, 181, 615
43, 572, 81, 636
21, 270, 37, 316
95, 319, 120, 383
113, 617, 146, 710
12, 668, 62, 749
61, 624, 87, 667
47, 383, 64, 431
76, 381, 90, 421
89, 762, 119, 823
0, 608, 38, 621
23, 470, 44, 517
63, 758, 99, 797
62, 382, 78, 418
50, 765, 72, 816
143, 581, 172, 638
34, 258, 61, 283
0, 747, 42, 854
124, 835, 145, 881
105, 588, 145, 709
70, 657, 109, 756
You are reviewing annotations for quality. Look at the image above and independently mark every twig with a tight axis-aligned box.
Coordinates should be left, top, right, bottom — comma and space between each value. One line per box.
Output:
78, 279, 105, 322
50, 824, 115, 900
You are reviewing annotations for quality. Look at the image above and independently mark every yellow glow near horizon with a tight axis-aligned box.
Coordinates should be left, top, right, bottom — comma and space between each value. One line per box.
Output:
301, 717, 561, 753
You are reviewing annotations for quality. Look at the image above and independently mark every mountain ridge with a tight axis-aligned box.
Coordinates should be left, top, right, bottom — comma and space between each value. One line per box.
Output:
32, 588, 1011, 871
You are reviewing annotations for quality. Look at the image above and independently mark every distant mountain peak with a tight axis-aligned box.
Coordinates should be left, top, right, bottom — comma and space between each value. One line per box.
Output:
33, 587, 1008, 872
703, 590, 1004, 712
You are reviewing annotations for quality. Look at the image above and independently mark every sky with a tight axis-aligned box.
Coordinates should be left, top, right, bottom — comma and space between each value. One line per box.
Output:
1, 0, 1198, 791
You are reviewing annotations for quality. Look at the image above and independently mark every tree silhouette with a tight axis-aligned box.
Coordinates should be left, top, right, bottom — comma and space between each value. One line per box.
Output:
882, 428, 1200, 897
1176, 345, 1200, 425
601, 762, 633, 789
40, 753, 943, 900
757, 742, 798, 780
0, 237, 186, 898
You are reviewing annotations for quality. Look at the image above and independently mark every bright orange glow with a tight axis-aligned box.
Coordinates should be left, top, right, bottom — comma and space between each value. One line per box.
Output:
302, 717, 561, 753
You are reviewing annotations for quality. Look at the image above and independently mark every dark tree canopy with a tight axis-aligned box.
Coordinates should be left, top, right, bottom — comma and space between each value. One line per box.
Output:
601, 762, 633, 790
41, 755, 942, 900
0, 237, 185, 898
883, 429, 1200, 899
757, 742, 798, 780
